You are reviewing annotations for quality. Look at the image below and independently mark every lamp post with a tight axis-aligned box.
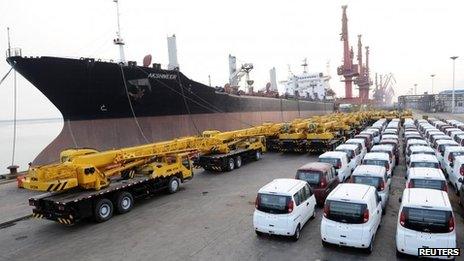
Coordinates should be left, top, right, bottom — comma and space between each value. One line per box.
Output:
451, 56, 458, 113
430, 74, 435, 94
414, 83, 418, 95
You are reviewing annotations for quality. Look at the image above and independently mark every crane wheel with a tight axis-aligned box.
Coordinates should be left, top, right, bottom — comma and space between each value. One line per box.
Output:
168, 177, 180, 194
226, 157, 235, 171
235, 156, 242, 169
116, 191, 134, 214
94, 198, 114, 223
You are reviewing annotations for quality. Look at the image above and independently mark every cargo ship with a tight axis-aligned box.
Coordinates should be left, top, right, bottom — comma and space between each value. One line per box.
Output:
4, 2, 333, 165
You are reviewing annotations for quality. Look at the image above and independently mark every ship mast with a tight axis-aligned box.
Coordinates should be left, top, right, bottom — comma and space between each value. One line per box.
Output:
113, 0, 126, 64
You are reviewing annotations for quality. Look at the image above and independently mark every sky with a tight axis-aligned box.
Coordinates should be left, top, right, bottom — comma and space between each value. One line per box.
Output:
0, 0, 463, 120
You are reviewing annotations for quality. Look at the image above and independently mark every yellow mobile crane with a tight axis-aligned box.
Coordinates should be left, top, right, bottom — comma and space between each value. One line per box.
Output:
306, 119, 350, 153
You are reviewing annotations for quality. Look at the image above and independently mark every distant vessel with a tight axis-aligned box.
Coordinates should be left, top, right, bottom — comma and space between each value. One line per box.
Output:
5, 2, 333, 165
281, 59, 333, 101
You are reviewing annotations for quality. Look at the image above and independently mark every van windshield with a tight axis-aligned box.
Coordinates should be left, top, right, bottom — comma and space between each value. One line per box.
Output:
319, 158, 341, 169
352, 176, 382, 190
402, 207, 452, 233
326, 200, 367, 224
257, 193, 290, 214
363, 159, 388, 168
410, 162, 439, 169
296, 171, 321, 185
410, 179, 446, 191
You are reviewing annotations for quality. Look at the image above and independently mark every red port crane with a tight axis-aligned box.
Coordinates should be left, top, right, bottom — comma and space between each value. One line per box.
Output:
354, 35, 372, 101
337, 5, 359, 99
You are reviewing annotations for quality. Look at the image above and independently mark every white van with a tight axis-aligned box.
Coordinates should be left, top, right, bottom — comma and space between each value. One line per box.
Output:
362, 129, 380, 144
345, 138, 367, 158
319, 151, 351, 182
362, 152, 392, 177
396, 188, 456, 259
321, 183, 382, 253
442, 146, 464, 178
352, 165, 390, 211
406, 167, 447, 191
407, 145, 435, 164
450, 155, 464, 194
435, 140, 459, 164
253, 179, 316, 241
407, 154, 440, 178
335, 144, 362, 171
371, 144, 396, 168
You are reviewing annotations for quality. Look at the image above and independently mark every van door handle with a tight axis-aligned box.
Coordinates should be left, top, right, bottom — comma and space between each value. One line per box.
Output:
306, 202, 310, 206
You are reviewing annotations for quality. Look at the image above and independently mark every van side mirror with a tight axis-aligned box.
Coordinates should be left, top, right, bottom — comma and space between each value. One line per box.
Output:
398, 197, 402, 203
459, 178, 463, 183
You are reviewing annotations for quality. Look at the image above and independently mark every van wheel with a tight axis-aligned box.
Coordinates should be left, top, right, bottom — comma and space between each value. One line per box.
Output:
255, 230, 264, 237
311, 209, 316, 219
396, 249, 404, 258
321, 239, 329, 248
116, 191, 134, 214
226, 158, 235, 171
168, 177, 180, 194
94, 198, 113, 223
292, 225, 301, 241
365, 235, 374, 254
234, 156, 242, 169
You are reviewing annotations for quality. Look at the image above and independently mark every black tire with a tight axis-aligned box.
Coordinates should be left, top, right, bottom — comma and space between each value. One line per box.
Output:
226, 157, 235, 171
292, 225, 301, 241
235, 156, 242, 169
321, 239, 330, 248
168, 177, 180, 194
116, 191, 134, 214
255, 230, 264, 237
254, 150, 261, 161
94, 198, 114, 223
365, 236, 374, 254
396, 249, 404, 258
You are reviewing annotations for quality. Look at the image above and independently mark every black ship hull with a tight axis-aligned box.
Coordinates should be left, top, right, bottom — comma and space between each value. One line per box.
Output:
6, 56, 333, 164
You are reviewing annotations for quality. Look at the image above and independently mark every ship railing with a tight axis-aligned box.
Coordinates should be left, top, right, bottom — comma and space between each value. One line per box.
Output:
5, 48, 22, 58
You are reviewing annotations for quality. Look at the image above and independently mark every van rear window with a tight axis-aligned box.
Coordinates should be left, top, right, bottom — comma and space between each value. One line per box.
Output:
325, 200, 367, 224
296, 171, 321, 185
410, 179, 446, 191
411, 151, 434, 156
402, 207, 452, 233
319, 158, 341, 169
352, 176, 382, 190
410, 162, 439, 169
363, 159, 388, 168
257, 194, 291, 214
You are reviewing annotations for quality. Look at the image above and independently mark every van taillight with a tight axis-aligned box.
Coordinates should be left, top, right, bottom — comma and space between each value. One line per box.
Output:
449, 216, 455, 232
255, 195, 260, 209
399, 210, 406, 226
443, 183, 448, 192
336, 161, 341, 169
384, 162, 389, 171
407, 181, 413, 188
287, 200, 294, 213
362, 208, 369, 223
448, 153, 453, 163
460, 165, 464, 176
323, 203, 330, 217
320, 176, 327, 187
379, 181, 385, 191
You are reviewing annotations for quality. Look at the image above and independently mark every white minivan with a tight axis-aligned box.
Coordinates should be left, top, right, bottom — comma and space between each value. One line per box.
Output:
319, 151, 351, 182
351, 165, 390, 212
321, 183, 382, 253
345, 138, 368, 158
396, 188, 456, 259
335, 144, 362, 171
450, 155, 464, 194
406, 167, 448, 192
362, 152, 392, 177
442, 146, 464, 178
253, 179, 316, 241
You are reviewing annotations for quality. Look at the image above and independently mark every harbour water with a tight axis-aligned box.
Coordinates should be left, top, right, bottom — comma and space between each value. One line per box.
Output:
0, 118, 63, 174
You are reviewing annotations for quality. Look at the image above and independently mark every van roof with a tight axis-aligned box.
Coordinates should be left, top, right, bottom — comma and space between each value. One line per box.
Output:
371, 144, 394, 151
436, 139, 457, 145
402, 188, 451, 210
346, 138, 365, 144
259, 178, 306, 196
352, 165, 386, 177
410, 154, 439, 162
444, 146, 464, 153
298, 162, 332, 172
335, 144, 358, 150
408, 167, 445, 180
328, 183, 374, 204
410, 146, 434, 153
319, 151, 347, 159
364, 152, 389, 160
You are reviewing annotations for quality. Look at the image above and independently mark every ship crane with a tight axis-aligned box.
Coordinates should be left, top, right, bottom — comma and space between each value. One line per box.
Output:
337, 5, 359, 99
373, 73, 396, 105
228, 54, 254, 93
354, 35, 372, 101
